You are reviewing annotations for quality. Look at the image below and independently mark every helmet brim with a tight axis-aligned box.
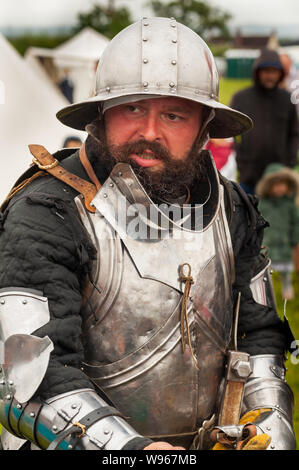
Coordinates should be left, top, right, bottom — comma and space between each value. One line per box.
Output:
56, 92, 253, 139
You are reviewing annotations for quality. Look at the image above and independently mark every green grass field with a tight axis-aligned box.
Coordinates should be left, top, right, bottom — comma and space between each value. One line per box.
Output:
273, 273, 299, 448
219, 77, 252, 106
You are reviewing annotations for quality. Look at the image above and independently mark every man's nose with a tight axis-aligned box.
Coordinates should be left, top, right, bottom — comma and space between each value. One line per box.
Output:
139, 114, 161, 142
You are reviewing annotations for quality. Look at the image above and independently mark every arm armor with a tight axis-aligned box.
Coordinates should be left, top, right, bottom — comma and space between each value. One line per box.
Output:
3, 388, 149, 450
0, 289, 150, 450
241, 355, 296, 450
247, 263, 296, 450
249, 258, 276, 309
195, 257, 296, 451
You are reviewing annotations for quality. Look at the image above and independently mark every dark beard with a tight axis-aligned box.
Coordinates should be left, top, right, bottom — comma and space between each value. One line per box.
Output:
85, 119, 207, 202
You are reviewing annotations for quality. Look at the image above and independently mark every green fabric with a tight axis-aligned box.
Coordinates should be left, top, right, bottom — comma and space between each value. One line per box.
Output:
259, 196, 299, 263
262, 163, 287, 177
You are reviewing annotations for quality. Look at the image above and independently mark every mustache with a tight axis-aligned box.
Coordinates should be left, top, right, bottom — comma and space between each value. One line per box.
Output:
110, 139, 173, 163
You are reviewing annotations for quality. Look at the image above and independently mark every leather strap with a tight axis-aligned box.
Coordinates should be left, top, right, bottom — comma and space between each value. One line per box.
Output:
79, 144, 101, 191
29, 144, 97, 213
219, 380, 244, 426
47, 406, 123, 450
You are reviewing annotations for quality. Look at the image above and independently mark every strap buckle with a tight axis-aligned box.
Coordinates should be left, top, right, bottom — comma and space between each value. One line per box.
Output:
32, 157, 59, 171
73, 421, 86, 438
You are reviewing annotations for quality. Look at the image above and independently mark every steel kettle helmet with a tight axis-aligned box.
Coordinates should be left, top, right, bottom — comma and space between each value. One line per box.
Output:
57, 17, 252, 138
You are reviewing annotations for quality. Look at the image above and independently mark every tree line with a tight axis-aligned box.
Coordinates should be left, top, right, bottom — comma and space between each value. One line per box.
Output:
9, 0, 232, 56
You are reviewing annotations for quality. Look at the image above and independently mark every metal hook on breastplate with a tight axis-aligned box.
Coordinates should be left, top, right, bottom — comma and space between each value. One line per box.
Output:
179, 263, 199, 371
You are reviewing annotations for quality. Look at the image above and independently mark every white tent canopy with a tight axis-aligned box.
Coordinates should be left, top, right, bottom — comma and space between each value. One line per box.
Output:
24, 27, 110, 103
0, 33, 85, 203
55, 27, 109, 62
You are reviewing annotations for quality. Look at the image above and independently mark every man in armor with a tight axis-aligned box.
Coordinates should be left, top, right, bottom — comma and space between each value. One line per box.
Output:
0, 18, 296, 451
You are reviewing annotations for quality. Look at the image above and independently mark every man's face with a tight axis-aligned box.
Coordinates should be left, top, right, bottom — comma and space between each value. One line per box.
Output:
104, 97, 203, 174
258, 67, 282, 89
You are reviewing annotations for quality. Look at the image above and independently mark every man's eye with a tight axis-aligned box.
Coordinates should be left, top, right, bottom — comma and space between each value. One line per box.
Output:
167, 113, 184, 122
167, 113, 181, 121
127, 105, 140, 113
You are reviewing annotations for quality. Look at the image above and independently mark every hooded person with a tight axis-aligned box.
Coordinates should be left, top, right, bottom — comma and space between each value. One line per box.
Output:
0, 18, 296, 451
256, 163, 299, 299
230, 48, 299, 194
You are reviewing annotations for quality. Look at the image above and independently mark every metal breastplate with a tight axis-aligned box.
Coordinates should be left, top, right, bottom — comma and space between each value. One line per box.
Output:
76, 156, 235, 445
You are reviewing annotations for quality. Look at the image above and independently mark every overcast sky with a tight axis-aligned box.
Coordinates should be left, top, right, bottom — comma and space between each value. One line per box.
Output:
0, 0, 299, 29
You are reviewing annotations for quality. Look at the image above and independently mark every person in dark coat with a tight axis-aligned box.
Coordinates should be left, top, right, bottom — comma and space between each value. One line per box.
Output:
230, 48, 299, 194
58, 68, 75, 103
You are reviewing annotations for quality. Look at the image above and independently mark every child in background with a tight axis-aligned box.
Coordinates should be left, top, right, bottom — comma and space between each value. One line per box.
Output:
256, 164, 299, 299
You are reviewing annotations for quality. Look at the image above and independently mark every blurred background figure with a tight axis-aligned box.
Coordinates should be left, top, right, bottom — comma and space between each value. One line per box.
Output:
62, 135, 82, 148
205, 137, 237, 181
279, 52, 299, 118
279, 53, 298, 92
256, 164, 299, 300
230, 48, 299, 194
58, 67, 75, 103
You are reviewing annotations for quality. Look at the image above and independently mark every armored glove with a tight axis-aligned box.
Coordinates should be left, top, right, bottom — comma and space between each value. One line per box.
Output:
212, 408, 272, 450
212, 355, 296, 451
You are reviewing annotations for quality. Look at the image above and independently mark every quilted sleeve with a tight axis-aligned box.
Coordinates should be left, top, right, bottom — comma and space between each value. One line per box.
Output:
0, 176, 97, 400
228, 184, 287, 355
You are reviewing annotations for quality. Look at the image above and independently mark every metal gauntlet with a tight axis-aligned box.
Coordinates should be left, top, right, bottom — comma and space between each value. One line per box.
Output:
241, 355, 296, 450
